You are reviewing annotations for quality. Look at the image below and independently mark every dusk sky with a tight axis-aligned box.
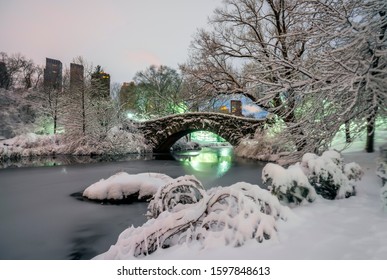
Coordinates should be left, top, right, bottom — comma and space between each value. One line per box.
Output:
0, 0, 222, 84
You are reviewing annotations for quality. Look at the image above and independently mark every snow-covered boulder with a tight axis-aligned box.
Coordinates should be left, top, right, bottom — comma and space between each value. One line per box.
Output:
94, 179, 290, 259
82, 172, 173, 201
262, 163, 317, 206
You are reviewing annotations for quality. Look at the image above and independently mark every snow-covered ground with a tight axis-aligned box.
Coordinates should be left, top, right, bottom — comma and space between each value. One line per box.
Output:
92, 129, 387, 260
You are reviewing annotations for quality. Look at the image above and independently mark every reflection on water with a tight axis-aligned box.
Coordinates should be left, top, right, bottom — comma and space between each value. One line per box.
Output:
173, 147, 233, 179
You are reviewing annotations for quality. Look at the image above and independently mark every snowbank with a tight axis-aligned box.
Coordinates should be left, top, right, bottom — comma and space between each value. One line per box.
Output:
82, 172, 173, 201
94, 148, 387, 260
90, 143, 387, 260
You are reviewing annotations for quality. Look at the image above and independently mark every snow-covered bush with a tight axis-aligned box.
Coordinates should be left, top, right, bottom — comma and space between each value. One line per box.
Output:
94, 179, 290, 259
344, 162, 364, 181
0, 125, 151, 163
301, 150, 358, 200
0, 133, 61, 161
147, 175, 206, 219
234, 126, 293, 163
376, 156, 387, 186
381, 183, 387, 211
82, 172, 172, 201
377, 147, 387, 210
262, 163, 317, 206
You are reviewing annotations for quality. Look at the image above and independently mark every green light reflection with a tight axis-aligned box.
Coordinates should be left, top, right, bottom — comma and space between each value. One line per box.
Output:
173, 147, 233, 179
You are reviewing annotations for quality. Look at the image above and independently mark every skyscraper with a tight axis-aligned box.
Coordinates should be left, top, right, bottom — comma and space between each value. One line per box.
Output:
43, 58, 62, 90
70, 63, 84, 91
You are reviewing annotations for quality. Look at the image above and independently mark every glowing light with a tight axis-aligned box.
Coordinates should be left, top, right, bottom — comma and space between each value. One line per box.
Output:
175, 147, 234, 178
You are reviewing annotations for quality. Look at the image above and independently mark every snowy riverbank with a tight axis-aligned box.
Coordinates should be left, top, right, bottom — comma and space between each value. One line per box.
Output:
90, 140, 386, 260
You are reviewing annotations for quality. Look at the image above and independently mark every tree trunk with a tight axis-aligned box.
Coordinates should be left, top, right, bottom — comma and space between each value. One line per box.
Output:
345, 121, 351, 143
82, 89, 86, 135
54, 95, 58, 134
365, 113, 376, 153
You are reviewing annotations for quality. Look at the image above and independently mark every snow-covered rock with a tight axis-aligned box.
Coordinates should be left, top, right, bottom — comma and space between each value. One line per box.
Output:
82, 172, 173, 201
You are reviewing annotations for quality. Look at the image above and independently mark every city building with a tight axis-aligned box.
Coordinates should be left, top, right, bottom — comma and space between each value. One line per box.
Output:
219, 105, 229, 114
43, 58, 62, 91
230, 100, 243, 116
70, 63, 84, 91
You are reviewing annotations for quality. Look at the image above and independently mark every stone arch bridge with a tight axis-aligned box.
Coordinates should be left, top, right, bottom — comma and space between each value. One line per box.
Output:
134, 112, 266, 153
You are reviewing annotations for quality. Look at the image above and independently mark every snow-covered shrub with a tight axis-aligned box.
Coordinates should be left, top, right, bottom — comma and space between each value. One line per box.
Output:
344, 162, 364, 181
0, 133, 61, 161
381, 183, 387, 211
301, 150, 357, 200
234, 126, 293, 163
262, 163, 317, 206
196, 186, 278, 248
376, 157, 387, 186
0, 124, 152, 163
147, 175, 206, 219
83, 172, 172, 201
377, 148, 387, 210
94, 179, 290, 259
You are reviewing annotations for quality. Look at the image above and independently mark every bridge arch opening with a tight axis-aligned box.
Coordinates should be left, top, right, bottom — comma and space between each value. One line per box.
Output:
157, 129, 231, 154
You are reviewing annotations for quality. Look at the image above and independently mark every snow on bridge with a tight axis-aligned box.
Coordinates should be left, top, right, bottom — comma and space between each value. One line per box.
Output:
133, 112, 266, 153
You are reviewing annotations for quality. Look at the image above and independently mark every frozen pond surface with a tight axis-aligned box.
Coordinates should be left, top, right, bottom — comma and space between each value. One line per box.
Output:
0, 148, 266, 259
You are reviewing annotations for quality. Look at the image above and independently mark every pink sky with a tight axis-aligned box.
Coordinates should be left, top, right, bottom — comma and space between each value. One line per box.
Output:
0, 0, 222, 83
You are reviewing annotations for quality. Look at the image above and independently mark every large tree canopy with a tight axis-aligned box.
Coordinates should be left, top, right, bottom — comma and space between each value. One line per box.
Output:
132, 65, 187, 118
181, 0, 387, 157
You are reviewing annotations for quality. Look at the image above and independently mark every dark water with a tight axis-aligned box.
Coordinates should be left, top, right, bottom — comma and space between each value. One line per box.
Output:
0, 147, 266, 260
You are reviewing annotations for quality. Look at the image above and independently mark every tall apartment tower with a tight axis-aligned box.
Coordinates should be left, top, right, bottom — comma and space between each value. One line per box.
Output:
70, 63, 84, 91
43, 58, 62, 90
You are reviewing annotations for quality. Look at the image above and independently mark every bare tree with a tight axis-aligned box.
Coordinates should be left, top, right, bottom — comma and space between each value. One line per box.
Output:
133, 65, 186, 118
62, 58, 119, 142
307, 0, 387, 152
182, 0, 387, 158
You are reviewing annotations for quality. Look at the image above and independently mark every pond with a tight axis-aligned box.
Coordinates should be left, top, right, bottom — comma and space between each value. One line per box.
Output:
0, 147, 267, 259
